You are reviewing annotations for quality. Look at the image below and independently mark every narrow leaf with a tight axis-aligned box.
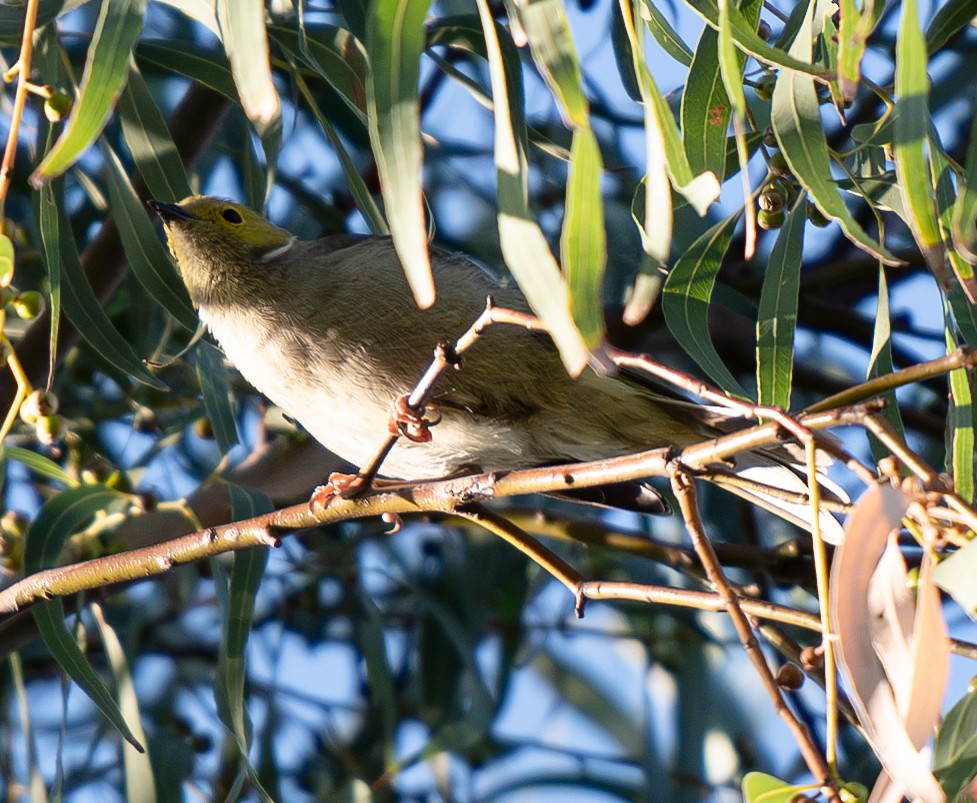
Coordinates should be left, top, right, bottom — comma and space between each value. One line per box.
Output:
366, 0, 435, 308
515, 0, 588, 127
639, 0, 693, 66
476, 0, 589, 374
770, 0, 899, 266
925, 0, 977, 54
562, 128, 606, 348
215, 0, 280, 127
682, 28, 730, 180
90, 604, 156, 803
119, 65, 193, 201
893, 0, 944, 276
683, 0, 826, 78
193, 341, 240, 456
56, 211, 167, 390
1, 446, 75, 486
662, 211, 747, 394
24, 486, 144, 751
31, 0, 148, 186
37, 183, 62, 387
756, 196, 805, 408
100, 141, 197, 330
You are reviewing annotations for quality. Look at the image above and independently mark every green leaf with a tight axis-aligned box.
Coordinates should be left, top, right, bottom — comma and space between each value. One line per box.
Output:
639, 0, 694, 66
366, 0, 436, 308
30, 0, 148, 186
136, 41, 237, 100
947, 334, 974, 503
119, 65, 193, 202
683, 0, 826, 78
475, 0, 589, 374
24, 486, 143, 752
90, 604, 157, 803
662, 211, 747, 394
866, 267, 907, 463
1, 446, 75, 486
627, 3, 721, 216
933, 686, 977, 799
55, 209, 167, 390
38, 183, 61, 383
100, 141, 197, 331
561, 128, 606, 349
756, 196, 805, 409
214, 486, 274, 803
893, 0, 943, 274
193, 341, 239, 456
0, 0, 79, 44
925, 0, 977, 54
770, 0, 899, 266
682, 28, 730, 180
742, 771, 813, 802
268, 24, 368, 125
0, 233, 12, 284
515, 0, 588, 127
837, 0, 879, 104
215, 0, 280, 128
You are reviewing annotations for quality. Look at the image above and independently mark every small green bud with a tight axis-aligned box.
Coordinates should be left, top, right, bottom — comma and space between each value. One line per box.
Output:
758, 208, 785, 230
839, 782, 868, 802
20, 389, 58, 423
768, 151, 790, 177
35, 414, 65, 445
11, 290, 44, 319
43, 91, 72, 123
807, 202, 830, 228
762, 126, 778, 149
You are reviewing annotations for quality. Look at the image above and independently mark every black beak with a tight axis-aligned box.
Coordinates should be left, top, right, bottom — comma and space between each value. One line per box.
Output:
147, 200, 194, 223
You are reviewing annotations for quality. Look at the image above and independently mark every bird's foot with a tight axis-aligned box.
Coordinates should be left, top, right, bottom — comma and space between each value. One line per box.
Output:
309, 472, 369, 510
387, 395, 438, 443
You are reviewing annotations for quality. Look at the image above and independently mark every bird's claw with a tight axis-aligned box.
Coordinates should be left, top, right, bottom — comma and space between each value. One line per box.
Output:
387, 395, 437, 443
309, 472, 369, 510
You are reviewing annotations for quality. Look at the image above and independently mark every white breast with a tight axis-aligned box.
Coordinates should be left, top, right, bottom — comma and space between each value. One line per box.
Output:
198, 304, 528, 479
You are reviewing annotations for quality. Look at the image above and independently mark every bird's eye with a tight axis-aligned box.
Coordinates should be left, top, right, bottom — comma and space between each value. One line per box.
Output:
221, 208, 243, 224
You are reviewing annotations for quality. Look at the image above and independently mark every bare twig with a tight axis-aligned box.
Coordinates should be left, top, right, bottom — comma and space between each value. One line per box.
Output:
669, 469, 837, 796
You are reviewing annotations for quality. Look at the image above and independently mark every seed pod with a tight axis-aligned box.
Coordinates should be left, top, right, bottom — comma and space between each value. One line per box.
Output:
20, 389, 58, 423
44, 91, 72, 123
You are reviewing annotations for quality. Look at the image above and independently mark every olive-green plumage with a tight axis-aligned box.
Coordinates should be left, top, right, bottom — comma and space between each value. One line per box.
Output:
151, 196, 844, 537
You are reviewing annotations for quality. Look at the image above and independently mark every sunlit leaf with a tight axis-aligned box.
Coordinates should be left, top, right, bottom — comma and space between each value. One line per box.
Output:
475, 0, 589, 374
638, 0, 693, 66
770, 0, 899, 266
562, 128, 606, 348
893, 0, 944, 279
366, 0, 435, 308
215, 0, 280, 128
31, 0, 148, 186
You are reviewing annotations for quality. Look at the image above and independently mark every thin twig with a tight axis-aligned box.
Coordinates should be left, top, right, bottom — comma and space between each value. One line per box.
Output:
669, 469, 837, 796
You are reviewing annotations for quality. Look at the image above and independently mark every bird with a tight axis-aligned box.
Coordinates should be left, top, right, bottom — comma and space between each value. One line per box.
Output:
149, 195, 844, 540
